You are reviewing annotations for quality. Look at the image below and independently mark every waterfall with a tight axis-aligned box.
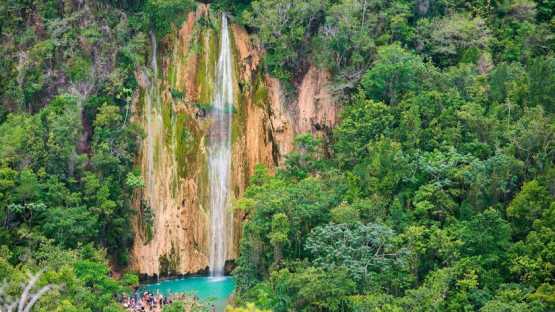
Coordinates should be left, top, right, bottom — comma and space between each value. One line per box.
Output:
208, 14, 233, 277
145, 31, 157, 203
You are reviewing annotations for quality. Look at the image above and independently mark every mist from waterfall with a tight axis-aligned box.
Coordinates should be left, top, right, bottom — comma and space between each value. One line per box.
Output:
208, 14, 233, 277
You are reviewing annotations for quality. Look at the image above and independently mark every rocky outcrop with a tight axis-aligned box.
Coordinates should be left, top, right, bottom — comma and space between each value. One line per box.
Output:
131, 4, 213, 276
130, 4, 338, 277
295, 66, 337, 134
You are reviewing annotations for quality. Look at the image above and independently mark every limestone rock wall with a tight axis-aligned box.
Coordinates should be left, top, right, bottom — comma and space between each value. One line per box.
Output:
130, 4, 338, 276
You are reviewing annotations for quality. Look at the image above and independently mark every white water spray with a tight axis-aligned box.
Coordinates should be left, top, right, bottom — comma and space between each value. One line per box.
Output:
208, 14, 233, 277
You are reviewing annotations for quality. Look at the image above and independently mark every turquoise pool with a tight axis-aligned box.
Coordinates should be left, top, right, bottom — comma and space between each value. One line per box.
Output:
139, 276, 235, 311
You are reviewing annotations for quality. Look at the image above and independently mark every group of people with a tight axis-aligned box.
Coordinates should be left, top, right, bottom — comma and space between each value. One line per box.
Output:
121, 291, 172, 312
120, 291, 218, 312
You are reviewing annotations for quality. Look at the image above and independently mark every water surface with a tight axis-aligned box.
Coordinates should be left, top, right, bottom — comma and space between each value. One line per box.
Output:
140, 276, 235, 311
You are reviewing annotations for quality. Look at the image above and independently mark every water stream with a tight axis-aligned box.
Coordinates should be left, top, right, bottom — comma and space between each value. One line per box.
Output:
144, 31, 158, 205
208, 14, 233, 277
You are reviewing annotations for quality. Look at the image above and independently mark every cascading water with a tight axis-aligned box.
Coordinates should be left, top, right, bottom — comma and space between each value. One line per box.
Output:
208, 14, 233, 277
145, 31, 158, 205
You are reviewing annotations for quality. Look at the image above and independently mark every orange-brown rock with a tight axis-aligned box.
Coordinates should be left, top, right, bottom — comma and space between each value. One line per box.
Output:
130, 5, 338, 277
295, 66, 338, 134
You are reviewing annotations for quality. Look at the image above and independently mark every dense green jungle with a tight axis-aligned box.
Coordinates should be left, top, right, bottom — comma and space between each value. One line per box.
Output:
0, 0, 554, 311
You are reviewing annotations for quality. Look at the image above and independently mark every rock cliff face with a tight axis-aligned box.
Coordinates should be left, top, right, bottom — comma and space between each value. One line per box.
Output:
130, 4, 338, 277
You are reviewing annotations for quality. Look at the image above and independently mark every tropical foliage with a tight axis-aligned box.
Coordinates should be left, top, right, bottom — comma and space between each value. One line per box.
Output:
0, 0, 188, 309
1, 0, 554, 311
233, 0, 555, 311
